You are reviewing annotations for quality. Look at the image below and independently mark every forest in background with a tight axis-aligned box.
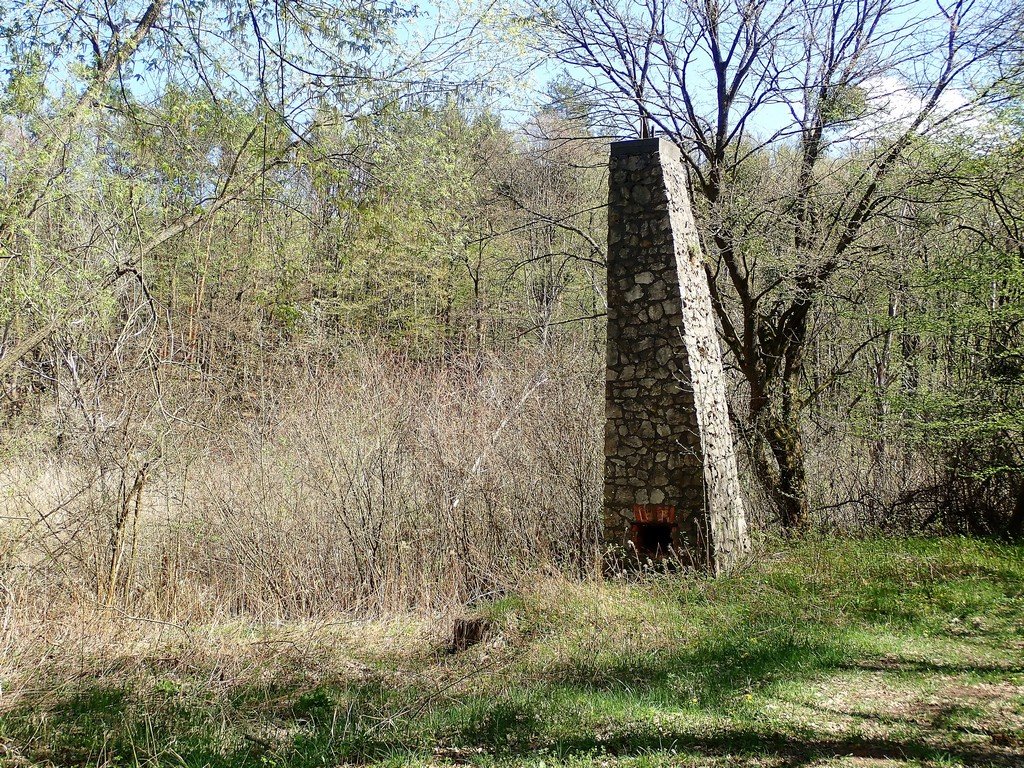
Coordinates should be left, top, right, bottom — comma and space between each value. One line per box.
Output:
1, 0, 1024, 620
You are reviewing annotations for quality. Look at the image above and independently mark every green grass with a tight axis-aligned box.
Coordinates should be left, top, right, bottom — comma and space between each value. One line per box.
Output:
2, 537, 1023, 767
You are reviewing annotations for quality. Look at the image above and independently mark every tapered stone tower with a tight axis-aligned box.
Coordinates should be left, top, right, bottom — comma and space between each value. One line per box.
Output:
604, 137, 750, 573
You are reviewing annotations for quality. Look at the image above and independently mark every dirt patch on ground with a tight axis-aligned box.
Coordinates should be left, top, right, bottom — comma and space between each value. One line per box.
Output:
801, 671, 939, 724
803, 760, 909, 768
922, 680, 1024, 740
781, 663, 1024, 767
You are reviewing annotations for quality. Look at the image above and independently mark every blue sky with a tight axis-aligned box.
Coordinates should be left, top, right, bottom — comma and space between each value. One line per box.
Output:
398, 0, 997, 147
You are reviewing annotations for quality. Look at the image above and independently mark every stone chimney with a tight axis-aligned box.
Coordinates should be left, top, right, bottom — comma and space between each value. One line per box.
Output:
604, 137, 750, 573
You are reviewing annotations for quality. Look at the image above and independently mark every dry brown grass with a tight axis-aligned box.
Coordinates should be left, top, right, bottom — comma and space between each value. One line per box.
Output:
0, 605, 437, 715
0, 343, 603, 628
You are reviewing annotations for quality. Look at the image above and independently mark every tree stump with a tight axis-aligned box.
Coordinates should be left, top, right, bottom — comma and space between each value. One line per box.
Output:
451, 617, 491, 652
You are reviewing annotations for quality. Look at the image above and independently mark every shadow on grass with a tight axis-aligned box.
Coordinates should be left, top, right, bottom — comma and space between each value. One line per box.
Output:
777, 693, 1023, 745
840, 658, 1024, 674
7, 539, 1023, 766
537, 628, 847, 704
526, 725, 1023, 768
9, 623, 1020, 767
11, 685, 1021, 768
3, 678, 417, 768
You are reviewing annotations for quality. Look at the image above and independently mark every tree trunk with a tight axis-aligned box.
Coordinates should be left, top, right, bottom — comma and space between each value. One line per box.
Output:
747, 359, 812, 532
765, 416, 811, 532
1008, 480, 1024, 541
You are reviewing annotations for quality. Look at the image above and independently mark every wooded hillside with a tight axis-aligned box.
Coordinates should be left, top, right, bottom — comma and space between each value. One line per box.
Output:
1, 0, 1023, 619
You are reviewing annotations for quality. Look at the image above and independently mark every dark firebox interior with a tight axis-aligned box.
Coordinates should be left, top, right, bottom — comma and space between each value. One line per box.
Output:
633, 521, 675, 557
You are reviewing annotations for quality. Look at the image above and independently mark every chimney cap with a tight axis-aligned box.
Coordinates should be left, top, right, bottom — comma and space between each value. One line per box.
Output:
610, 136, 676, 157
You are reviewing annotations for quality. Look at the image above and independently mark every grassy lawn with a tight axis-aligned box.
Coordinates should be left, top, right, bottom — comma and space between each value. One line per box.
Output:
2, 537, 1022, 767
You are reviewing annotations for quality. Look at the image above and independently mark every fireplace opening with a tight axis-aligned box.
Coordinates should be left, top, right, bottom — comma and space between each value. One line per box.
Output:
629, 504, 677, 559
632, 521, 675, 558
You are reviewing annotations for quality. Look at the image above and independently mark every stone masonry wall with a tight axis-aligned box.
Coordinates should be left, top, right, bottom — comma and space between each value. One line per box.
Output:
604, 137, 750, 573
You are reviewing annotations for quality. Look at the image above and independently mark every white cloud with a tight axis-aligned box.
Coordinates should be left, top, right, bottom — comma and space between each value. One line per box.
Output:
840, 74, 998, 147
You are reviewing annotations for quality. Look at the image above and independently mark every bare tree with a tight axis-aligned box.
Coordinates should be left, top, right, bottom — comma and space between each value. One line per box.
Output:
0, 0, 513, 606
532, 0, 1014, 528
